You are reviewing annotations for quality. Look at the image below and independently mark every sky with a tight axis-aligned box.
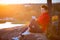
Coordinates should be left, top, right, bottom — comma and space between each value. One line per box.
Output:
0, 0, 60, 4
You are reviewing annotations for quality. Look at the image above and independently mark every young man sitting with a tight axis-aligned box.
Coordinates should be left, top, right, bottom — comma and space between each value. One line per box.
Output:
29, 5, 50, 33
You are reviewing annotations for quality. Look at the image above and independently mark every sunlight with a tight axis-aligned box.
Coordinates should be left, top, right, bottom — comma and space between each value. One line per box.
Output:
0, 0, 60, 4
0, 0, 47, 4
0, 0, 17, 4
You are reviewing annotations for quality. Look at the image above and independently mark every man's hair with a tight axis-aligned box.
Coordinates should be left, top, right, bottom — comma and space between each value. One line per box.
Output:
41, 5, 48, 10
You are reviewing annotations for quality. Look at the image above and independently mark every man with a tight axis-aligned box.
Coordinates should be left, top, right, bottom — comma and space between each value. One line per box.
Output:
13, 5, 49, 40
29, 5, 50, 33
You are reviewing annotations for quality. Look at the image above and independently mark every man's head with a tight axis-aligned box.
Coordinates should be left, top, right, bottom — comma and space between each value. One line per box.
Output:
41, 5, 48, 13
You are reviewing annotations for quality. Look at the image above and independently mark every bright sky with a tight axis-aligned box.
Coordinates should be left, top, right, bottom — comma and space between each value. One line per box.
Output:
0, 0, 60, 4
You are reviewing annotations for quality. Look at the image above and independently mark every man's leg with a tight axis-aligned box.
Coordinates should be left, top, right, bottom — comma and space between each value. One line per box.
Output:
29, 19, 42, 33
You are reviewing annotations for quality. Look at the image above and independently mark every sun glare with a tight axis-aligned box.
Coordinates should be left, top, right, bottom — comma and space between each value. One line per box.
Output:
0, 0, 17, 4
0, 0, 47, 4
0, 0, 60, 4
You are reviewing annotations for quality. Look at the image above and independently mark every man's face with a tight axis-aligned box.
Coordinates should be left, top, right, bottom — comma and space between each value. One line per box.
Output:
41, 8, 47, 13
